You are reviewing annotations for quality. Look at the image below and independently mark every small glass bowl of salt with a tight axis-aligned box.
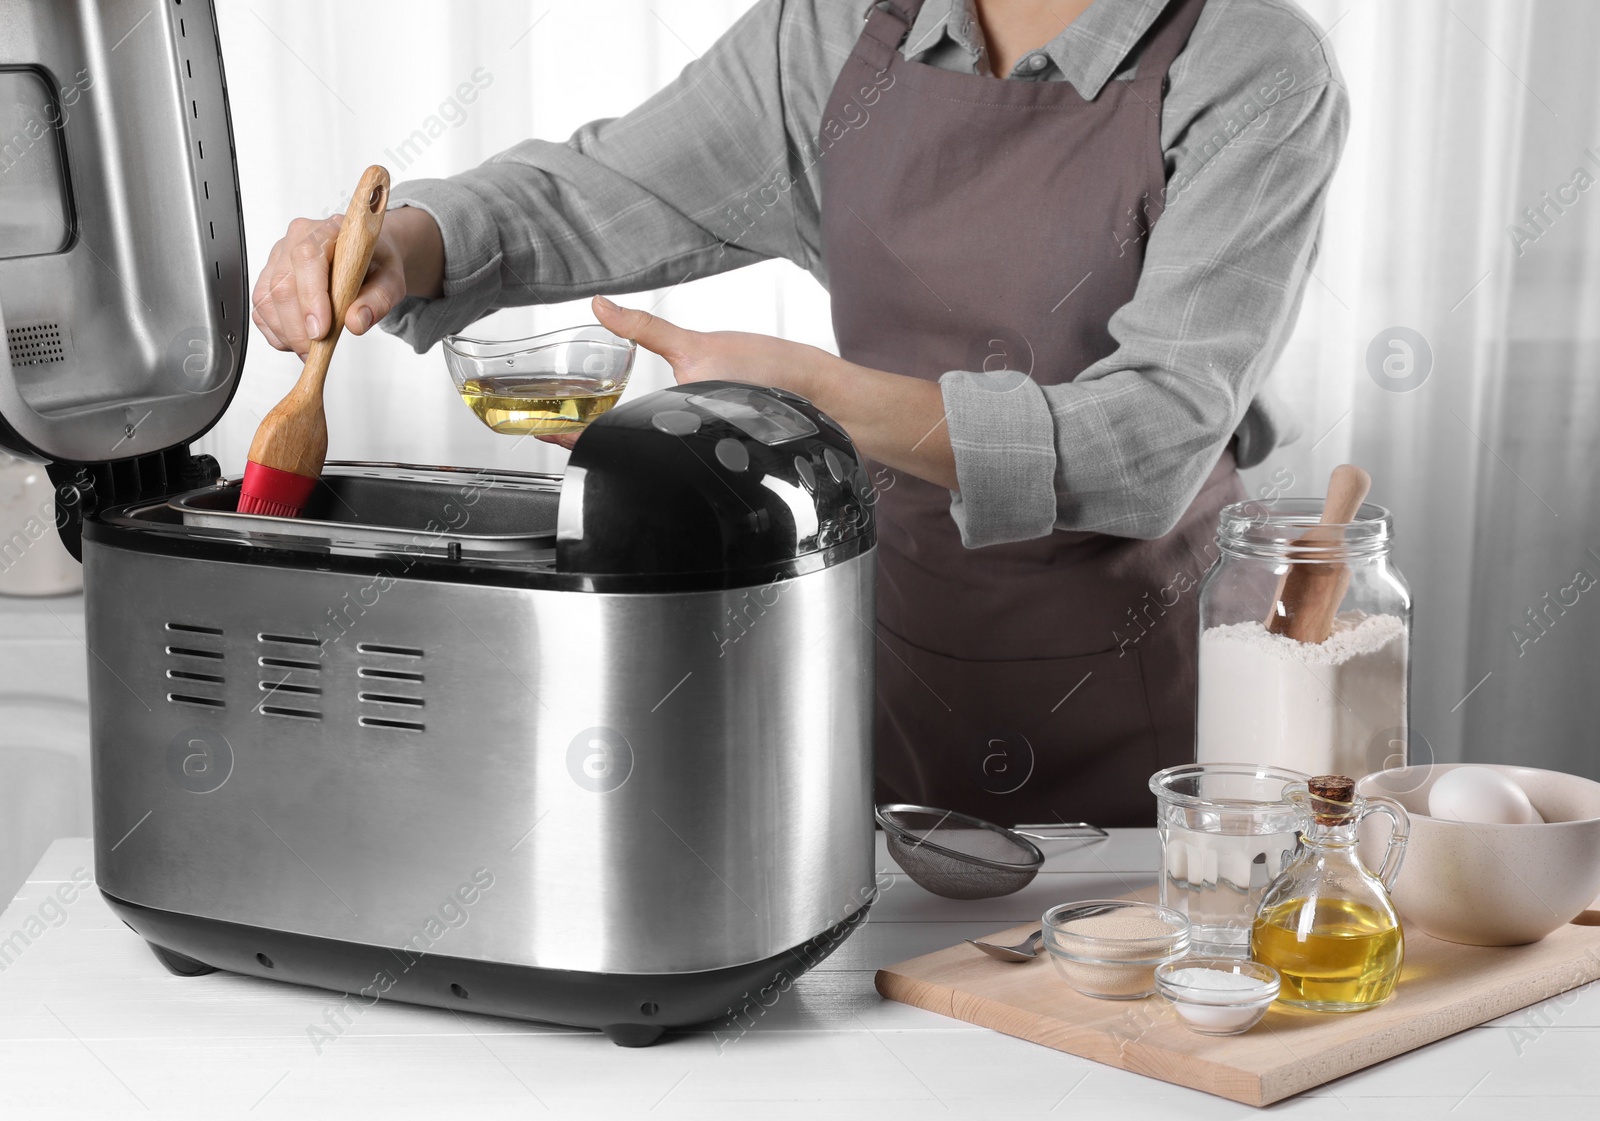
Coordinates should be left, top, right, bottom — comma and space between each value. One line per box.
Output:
1155, 958, 1281, 1035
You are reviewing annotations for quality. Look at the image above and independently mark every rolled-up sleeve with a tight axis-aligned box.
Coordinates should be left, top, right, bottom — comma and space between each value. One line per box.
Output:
943, 66, 1349, 547
382, 0, 807, 352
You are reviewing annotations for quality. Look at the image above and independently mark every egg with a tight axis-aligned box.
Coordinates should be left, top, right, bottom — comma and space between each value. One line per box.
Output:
1428, 767, 1544, 825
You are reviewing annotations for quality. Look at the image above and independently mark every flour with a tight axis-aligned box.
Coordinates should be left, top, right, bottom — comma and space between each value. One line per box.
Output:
1195, 612, 1407, 778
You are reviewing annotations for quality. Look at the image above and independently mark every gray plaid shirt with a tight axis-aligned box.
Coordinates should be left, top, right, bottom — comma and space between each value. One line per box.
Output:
384, 0, 1348, 546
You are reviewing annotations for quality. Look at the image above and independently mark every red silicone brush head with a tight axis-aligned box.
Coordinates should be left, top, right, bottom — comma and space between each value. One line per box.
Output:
237, 461, 319, 518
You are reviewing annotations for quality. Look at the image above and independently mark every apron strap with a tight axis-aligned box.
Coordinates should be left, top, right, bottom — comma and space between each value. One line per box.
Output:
1135, 0, 1209, 83
856, 0, 929, 73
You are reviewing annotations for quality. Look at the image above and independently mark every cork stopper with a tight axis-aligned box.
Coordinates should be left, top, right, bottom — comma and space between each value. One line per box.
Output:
1307, 775, 1356, 825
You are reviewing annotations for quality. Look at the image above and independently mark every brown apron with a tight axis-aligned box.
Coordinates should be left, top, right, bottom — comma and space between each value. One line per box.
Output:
820, 0, 1244, 827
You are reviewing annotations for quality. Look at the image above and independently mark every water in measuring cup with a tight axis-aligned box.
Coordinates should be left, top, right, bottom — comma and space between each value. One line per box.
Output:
1159, 821, 1300, 955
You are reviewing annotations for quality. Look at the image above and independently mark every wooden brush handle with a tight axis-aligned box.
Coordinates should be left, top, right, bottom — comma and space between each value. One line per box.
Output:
1265, 464, 1372, 642
246, 166, 390, 476
302, 164, 391, 392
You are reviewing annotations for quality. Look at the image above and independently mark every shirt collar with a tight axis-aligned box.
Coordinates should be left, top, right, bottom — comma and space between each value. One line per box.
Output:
902, 0, 984, 68
901, 0, 1175, 100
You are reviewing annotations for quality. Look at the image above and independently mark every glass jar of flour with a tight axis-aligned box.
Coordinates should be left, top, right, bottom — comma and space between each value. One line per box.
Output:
1195, 500, 1410, 779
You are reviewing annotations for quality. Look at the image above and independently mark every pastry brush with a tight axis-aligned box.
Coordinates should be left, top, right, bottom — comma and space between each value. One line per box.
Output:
238, 164, 390, 517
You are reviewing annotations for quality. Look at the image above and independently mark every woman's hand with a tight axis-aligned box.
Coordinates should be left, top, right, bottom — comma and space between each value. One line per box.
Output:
535, 296, 845, 450
545, 297, 958, 492
252, 206, 445, 356
592, 295, 838, 394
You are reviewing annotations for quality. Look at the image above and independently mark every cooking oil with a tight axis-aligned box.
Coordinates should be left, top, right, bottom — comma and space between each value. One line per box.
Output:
1251, 896, 1403, 1011
459, 375, 622, 435
1248, 774, 1411, 1012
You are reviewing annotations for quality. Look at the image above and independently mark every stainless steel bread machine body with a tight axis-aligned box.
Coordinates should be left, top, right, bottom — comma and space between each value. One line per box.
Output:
86, 442, 877, 1044
1, 0, 877, 1047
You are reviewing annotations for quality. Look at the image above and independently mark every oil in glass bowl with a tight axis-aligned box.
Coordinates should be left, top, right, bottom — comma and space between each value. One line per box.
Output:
444, 325, 637, 436
458, 374, 623, 434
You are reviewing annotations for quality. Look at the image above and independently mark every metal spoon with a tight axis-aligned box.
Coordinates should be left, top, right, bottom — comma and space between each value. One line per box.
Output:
966, 928, 1043, 962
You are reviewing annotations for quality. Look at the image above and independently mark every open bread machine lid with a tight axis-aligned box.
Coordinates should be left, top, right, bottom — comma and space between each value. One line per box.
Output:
0, 0, 247, 466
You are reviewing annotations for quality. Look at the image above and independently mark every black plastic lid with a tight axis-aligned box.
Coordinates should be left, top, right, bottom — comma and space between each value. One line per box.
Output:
556, 382, 875, 584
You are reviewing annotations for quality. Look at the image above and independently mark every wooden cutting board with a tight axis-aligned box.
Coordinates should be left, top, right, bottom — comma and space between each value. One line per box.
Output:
876, 896, 1600, 1107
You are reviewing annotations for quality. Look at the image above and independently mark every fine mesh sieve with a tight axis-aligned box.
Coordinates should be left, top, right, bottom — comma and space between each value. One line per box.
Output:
875, 804, 1108, 900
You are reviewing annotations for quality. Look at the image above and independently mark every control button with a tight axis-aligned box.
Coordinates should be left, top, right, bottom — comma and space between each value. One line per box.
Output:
823, 447, 848, 484
849, 464, 871, 501
794, 455, 817, 491
715, 437, 750, 473
651, 409, 702, 437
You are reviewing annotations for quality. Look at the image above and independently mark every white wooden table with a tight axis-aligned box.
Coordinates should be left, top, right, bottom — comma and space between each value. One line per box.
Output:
0, 593, 89, 904
2, 833, 1595, 1120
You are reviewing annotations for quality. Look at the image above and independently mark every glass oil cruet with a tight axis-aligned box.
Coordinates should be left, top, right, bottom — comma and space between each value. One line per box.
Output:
1250, 774, 1410, 1012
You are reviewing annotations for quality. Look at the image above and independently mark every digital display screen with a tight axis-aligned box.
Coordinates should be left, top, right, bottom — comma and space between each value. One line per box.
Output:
688, 386, 818, 446
0, 69, 73, 260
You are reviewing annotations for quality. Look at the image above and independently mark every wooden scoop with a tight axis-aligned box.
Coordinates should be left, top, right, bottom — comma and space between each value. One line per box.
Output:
1264, 464, 1372, 643
237, 164, 390, 517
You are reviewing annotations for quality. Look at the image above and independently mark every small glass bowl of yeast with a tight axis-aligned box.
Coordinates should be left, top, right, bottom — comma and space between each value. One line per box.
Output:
1042, 899, 1190, 1000
444, 325, 637, 436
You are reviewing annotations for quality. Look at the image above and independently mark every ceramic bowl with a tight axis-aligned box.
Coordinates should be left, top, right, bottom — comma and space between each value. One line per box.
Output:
1356, 764, 1600, 946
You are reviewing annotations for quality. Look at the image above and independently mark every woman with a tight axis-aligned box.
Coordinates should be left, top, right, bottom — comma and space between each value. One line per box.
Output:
254, 0, 1347, 826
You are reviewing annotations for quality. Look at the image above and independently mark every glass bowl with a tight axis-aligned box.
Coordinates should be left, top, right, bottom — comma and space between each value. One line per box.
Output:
1155, 957, 1280, 1035
1042, 900, 1190, 1000
443, 324, 637, 435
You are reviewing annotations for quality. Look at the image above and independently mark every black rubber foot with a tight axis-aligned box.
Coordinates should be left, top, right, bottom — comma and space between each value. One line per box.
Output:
147, 942, 218, 977
602, 1023, 666, 1048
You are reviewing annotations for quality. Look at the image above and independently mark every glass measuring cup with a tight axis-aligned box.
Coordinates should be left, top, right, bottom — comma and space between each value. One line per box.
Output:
443, 324, 637, 436
1150, 763, 1309, 957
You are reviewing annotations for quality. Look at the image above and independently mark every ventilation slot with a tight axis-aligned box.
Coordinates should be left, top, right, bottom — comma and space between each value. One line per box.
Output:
261, 706, 321, 721
167, 646, 224, 660
356, 643, 424, 659
5, 323, 66, 368
359, 716, 425, 733
171, 0, 237, 340
164, 622, 226, 709
357, 645, 426, 731
168, 694, 225, 709
258, 633, 324, 648
168, 670, 224, 685
261, 682, 321, 697
357, 668, 424, 682
359, 693, 424, 708
258, 635, 322, 721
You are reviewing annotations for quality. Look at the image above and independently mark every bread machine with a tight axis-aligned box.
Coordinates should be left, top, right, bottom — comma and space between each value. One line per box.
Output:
0, 0, 876, 1046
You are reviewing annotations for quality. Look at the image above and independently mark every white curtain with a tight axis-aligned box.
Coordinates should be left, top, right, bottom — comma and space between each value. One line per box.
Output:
1267, 0, 1600, 779
206, 0, 1600, 779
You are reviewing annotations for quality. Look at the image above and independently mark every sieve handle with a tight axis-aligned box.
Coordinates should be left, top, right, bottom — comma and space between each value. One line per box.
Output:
1012, 823, 1108, 842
